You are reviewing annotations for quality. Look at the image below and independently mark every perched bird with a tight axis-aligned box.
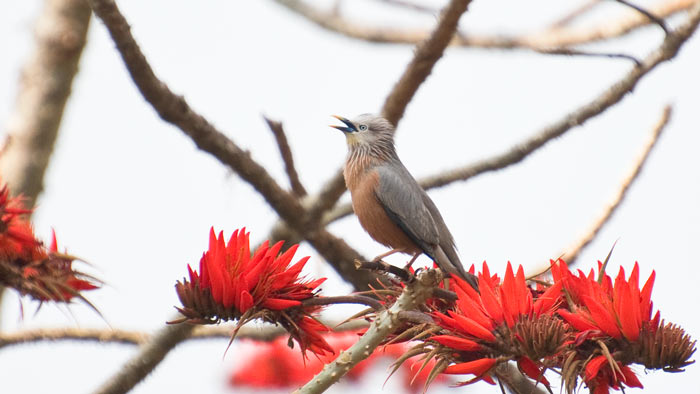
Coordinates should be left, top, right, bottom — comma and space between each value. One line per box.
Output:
331, 114, 478, 290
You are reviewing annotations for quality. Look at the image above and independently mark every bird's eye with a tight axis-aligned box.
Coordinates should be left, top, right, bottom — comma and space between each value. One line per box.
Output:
358, 124, 368, 131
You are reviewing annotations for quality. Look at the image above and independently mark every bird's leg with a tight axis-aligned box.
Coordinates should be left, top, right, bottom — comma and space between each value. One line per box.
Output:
371, 248, 405, 263
402, 251, 422, 271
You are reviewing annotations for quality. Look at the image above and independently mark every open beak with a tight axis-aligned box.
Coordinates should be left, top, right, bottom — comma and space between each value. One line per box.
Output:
330, 115, 356, 133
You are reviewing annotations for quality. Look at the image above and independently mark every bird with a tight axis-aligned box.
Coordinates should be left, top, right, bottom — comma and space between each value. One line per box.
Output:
331, 114, 478, 290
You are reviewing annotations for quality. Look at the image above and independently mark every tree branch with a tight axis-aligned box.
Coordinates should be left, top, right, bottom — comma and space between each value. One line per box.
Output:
0, 0, 91, 207
87, 0, 380, 291
559, 105, 673, 267
272, 0, 693, 49
296, 270, 442, 394
92, 323, 195, 394
0, 319, 370, 348
264, 116, 307, 197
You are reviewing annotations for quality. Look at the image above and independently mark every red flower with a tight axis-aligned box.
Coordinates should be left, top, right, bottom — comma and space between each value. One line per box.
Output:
554, 260, 657, 342
0, 180, 100, 304
174, 227, 331, 357
428, 262, 564, 387
229, 331, 447, 392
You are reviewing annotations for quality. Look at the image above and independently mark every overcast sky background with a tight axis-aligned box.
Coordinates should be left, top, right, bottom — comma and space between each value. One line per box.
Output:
1, 0, 699, 393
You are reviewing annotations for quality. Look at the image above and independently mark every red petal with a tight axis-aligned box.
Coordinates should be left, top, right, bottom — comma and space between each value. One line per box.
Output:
478, 276, 504, 324
449, 311, 497, 342
444, 358, 497, 375
533, 281, 562, 316
585, 355, 608, 381
640, 270, 655, 321
454, 285, 493, 331
583, 295, 621, 338
262, 298, 301, 310
517, 357, 550, 386
558, 309, 598, 332
238, 290, 254, 313
620, 365, 643, 388
431, 335, 481, 351
617, 281, 640, 341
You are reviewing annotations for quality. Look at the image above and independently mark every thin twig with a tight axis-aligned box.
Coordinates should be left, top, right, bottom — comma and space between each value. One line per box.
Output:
537, 47, 642, 66
615, 0, 670, 34
295, 270, 441, 394
0, 319, 370, 348
527, 104, 673, 278
263, 115, 307, 197
547, 0, 602, 29
272, 0, 692, 48
356, 260, 413, 282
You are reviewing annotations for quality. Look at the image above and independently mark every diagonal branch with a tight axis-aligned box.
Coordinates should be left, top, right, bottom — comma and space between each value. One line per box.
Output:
558, 105, 672, 268
296, 270, 441, 394
92, 323, 195, 394
87, 0, 381, 291
263, 116, 307, 197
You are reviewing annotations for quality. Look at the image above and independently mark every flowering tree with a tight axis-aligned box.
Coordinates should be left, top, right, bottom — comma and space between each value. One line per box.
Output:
1, 0, 699, 393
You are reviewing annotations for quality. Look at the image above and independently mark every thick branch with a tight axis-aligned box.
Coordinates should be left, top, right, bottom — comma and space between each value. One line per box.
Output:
296, 270, 441, 394
87, 0, 379, 291
92, 323, 195, 394
380, 0, 473, 126
0, 0, 91, 206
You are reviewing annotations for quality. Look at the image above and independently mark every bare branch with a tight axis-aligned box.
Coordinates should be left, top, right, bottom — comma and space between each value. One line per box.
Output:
380, 0, 474, 126
547, 0, 602, 29
92, 323, 195, 394
273, 0, 693, 49
0, 0, 91, 207
615, 0, 670, 34
87, 0, 381, 291
263, 116, 307, 197
0, 320, 370, 348
296, 270, 442, 394
559, 105, 673, 267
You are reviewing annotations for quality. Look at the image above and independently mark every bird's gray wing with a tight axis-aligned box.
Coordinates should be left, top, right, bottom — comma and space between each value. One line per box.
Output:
374, 164, 439, 255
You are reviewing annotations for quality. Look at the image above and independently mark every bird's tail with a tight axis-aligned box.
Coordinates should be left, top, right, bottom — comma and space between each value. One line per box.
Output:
434, 246, 479, 291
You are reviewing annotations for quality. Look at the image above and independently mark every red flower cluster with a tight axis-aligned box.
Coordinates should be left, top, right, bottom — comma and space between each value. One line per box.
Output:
400, 260, 694, 394
174, 227, 332, 357
0, 181, 99, 303
229, 330, 447, 392
430, 262, 565, 388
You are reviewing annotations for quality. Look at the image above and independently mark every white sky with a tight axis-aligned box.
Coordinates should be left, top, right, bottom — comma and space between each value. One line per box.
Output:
1, 1, 699, 393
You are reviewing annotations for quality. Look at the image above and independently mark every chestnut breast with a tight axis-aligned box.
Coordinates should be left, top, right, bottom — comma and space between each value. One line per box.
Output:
345, 164, 421, 254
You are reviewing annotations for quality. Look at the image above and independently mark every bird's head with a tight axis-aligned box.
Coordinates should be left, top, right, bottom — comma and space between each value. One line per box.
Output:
330, 114, 395, 150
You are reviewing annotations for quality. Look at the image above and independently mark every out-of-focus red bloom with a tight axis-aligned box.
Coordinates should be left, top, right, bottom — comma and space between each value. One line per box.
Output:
174, 227, 331, 357
229, 331, 447, 392
0, 180, 100, 304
